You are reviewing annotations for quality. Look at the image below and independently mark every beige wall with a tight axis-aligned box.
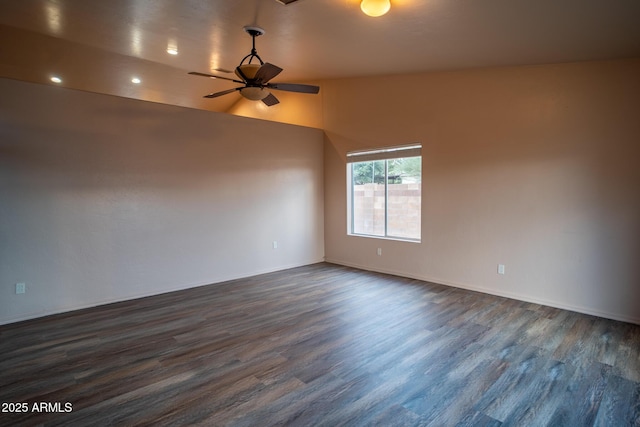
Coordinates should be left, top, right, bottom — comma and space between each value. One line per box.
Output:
322, 59, 640, 323
2, 58, 639, 325
0, 79, 325, 325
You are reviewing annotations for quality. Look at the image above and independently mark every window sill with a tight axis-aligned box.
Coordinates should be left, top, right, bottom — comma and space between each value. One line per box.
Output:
347, 233, 421, 243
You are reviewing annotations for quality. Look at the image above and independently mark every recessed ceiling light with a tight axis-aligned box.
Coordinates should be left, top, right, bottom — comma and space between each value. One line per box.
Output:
167, 48, 178, 55
50, 76, 62, 83
131, 77, 141, 84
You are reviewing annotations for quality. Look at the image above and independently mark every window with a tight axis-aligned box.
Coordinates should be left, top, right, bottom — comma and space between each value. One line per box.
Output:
347, 144, 422, 241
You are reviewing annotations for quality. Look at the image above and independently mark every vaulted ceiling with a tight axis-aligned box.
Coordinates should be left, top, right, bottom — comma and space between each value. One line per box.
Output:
1, 0, 639, 114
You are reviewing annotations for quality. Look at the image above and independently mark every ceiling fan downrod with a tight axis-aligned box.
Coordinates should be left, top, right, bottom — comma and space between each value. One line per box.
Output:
240, 26, 265, 66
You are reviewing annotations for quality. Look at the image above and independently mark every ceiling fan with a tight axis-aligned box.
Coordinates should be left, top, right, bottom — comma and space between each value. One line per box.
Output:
189, 26, 320, 106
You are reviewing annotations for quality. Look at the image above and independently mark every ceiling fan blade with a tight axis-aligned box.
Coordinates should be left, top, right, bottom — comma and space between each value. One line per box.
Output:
254, 63, 283, 84
189, 71, 244, 84
267, 83, 320, 94
262, 93, 280, 106
204, 87, 241, 98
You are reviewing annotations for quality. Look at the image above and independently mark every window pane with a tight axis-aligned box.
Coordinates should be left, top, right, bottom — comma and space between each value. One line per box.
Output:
352, 160, 385, 236
387, 156, 421, 239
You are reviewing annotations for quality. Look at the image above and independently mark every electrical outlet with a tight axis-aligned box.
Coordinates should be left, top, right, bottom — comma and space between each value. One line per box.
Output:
377, 248, 382, 256
497, 264, 505, 275
16, 283, 26, 294
273, 241, 278, 249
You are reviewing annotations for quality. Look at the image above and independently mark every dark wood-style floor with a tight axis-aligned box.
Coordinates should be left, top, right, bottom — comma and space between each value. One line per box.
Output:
1, 263, 639, 426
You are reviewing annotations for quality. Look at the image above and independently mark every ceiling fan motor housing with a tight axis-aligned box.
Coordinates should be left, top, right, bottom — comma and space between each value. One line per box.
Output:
235, 63, 261, 80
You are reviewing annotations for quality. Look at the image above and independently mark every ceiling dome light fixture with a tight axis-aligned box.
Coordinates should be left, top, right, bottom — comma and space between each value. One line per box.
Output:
240, 86, 270, 101
361, 0, 391, 17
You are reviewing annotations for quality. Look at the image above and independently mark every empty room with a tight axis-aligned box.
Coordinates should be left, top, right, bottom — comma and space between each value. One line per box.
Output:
1, 0, 639, 425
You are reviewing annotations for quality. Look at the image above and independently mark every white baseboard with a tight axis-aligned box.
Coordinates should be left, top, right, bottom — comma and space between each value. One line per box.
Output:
324, 258, 640, 326
0, 258, 325, 326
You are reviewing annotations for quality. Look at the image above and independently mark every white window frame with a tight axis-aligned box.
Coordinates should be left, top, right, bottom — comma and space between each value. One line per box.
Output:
347, 144, 422, 242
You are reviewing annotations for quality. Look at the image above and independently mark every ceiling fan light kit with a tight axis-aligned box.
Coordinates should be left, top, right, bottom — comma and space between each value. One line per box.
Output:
240, 86, 269, 101
189, 26, 319, 107
361, 0, 391, 17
